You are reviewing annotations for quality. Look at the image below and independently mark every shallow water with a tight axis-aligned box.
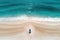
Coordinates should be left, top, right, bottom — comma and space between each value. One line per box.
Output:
0, 0, 60, 17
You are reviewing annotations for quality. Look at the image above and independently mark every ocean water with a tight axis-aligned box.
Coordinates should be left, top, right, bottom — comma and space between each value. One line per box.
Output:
0, 0, 60, 17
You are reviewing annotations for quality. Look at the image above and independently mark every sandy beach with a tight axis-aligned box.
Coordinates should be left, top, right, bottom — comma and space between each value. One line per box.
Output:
0, 16, 60, 40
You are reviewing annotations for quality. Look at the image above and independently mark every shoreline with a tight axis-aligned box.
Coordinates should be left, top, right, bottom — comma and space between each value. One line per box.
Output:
0, 15, 59, 26
0, 15, 60, 21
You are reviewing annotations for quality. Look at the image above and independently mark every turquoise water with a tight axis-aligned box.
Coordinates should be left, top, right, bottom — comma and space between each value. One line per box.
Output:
0, 0, 60, 17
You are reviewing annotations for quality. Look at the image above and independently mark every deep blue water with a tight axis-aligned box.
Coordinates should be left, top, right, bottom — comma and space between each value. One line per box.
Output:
0, 0, 60, 17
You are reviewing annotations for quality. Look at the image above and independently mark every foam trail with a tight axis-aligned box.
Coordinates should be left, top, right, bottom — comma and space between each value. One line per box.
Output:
0, 15, 60, 21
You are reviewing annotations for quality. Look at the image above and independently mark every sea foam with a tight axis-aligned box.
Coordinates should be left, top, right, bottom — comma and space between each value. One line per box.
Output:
0, 15, 60, 22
